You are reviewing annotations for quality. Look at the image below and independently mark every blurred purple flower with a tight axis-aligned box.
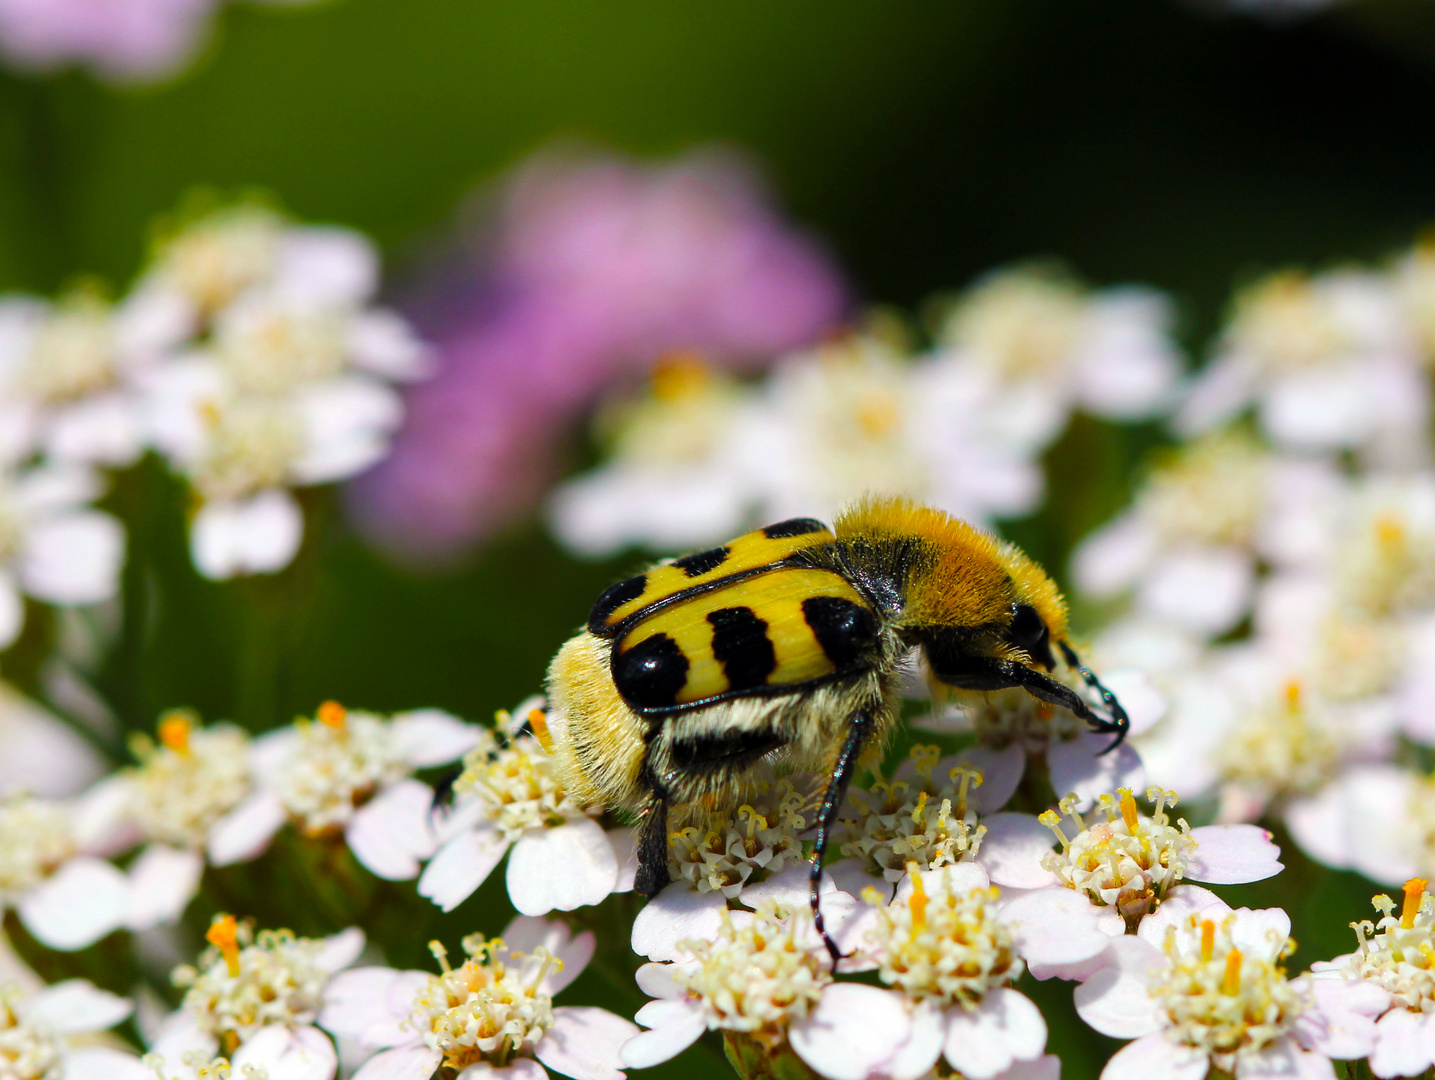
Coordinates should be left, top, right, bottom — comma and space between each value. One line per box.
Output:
349, 147, 848, 564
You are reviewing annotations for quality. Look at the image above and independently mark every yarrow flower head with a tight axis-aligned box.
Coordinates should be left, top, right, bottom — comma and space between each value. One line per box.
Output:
0, 977, 138, 1080
668, 776, 811, 898
419, 701, 629, 917
127, 712, 252, 851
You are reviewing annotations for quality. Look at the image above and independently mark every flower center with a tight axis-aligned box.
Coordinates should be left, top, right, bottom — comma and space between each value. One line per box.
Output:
172, 917, 331, 1052
939, 268, 1085, 380
128, 714, 252, 849
841, 745, 986, 882
1151, 913, 1303, 1060
192, 396, 305, 502
0, 798, 77, 899
0, 987, 63, 1080
1337, 506, 1435, 616
1139, 431, 1266, 549
675, 902, 830, 1045
22, 293, 117, 404
158, 207, 282, 316
606, 355, 739, 466
412, 935, 557, 1072
1215, 681, 1341, 799
863, 863, 1020, 1008
142, 1050, 257, 1079
670, 778, 811, 897
1309, 616, 1403, 702
277, 704, 409, 834
453, 725, 579, 838
1348, 879, 1435, 1012
217, 302, 347, 396
1040, 787, 1192, 927
1231, 271, 1352, 373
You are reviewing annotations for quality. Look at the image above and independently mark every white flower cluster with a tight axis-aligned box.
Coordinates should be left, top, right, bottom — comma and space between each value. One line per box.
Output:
549, 265, 1182, 556
0, 201, 426, 605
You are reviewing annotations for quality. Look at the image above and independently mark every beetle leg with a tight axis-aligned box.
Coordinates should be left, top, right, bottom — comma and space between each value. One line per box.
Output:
634, 783, 672, 897
811, 708, 875, 967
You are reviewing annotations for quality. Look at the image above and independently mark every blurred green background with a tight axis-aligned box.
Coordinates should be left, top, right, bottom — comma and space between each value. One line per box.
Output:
4, 2, 1433, 1075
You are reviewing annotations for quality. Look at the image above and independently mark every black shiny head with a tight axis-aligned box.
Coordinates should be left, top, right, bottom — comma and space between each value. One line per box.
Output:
1008, 603, 1056, 670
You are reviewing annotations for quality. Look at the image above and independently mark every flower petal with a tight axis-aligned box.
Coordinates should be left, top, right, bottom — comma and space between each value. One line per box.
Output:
1098, 1033, 1208, 1080
1370, 1008, 1435, 1079
320, 967, 430, 1049
389, 710, 480, 767
607, 828, 637, 894
191, 490, 304, 580
506, 818, 618, 916
538, 1007, 640, 1080
1136, 547, 1255, 637
62, 1047, 153, 1080
315, 927, 366, 972
456, 1058, 549, 1080
958, 744, 1026, 814
941, 988, 1047, 1080
1185, 824, 1283, 885
207, 790, 288, 867
20, 979, 131, 1034
17, 856, 128, 950
994, 1055, 1061, 1080
19, 510, 124, 606
883, 999, 945, 1080
418, 825, 509, 912
502, 916, 595, 996
1047, 734, 1145, 812
630, 886, 729, 963
346, 780, 438, 881
352, 1044, 443, 1080
978, 813, 1057, 889
1073, 936, 1167, 1038
1235, 1034, 1336, 1080
125, 844, 204, 930
621, 999, 706, 1069
234, 1024, 338, 1080
789, 984, 911, 1080
1001, 887, 1113, 977
0, 570, 22, 649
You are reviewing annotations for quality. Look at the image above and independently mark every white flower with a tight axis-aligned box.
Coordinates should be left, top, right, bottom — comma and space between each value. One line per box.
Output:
1176, 269, 1428, 466
0, 681, 105, 798
208, 701, 478, 880
1284, 765, 1435, 885
1074, 899, 1375, 1079
419, 701, 631, 916
0, 462, 125, 650
1313, 878, 1435, 1079
149, 914, 363, 1080
0, 790, 131, 951
321, 915, 638, 1080
1000, 787, 1282, 980
0, 977, 144, 1080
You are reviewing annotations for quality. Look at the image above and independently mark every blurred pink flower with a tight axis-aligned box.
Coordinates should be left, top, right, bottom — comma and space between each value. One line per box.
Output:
349, 147, 848, 564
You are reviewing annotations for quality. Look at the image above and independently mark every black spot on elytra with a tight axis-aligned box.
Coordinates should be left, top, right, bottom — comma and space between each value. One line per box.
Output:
707, 606, 777, 690
762, 517, 826, 539
802, 596, 877, 669
613, 633, 690, 709
672, 545, 729, 578
669, 727, 785, 771
589, 574, 649, 634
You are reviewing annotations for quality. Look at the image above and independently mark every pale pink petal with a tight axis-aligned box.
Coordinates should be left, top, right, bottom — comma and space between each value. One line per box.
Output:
1235, 1035, 1336, 1080
941, 988, 1047, 1080
352, 1044, 443, 1080
539, 1007, 640, 1080
1185, 825, 1283, 885
506, 819, 618, 916
1136, 547, 1255, 637
346, 780, 437, 881
994, 1055, 1061, 1080
1001, 887, 1113, 977
621, 999, 706, 1068
18, 511, 124, 605
607, 828, 637, 894
149, 1013, 217, 1066
958, 745, 1026, 814
1073, 936, 1167, 1038
978, 813, 1057, 889
315, 927, 366, 972
72, 775, 138, 856
417, 825, 509, 912
1296, 979, 1384, 1061
21, 979, 130, 1033
1098, 1033, 1208, 1080
1047, 734, 1145, 812
789, 984, 911, 1080
1136, 886, 1231, 949
207, 790, 288, 866
320, 967, 430, 1049
125, 844, 204, 929
62, 1047, 153, 1080
347, 310, 431, 380
44, 394, 144, 467
274, 227, 379, 306
388, 710, 479, 767
1369, 1009, 1433, 1079
501, 917, 594, 995
882, 999, 945, 1080
0, 570, 23, 649
234, 1024, 337, 1080
455, 1058, 549, 1080
633, 962, 686, 1001
1096, 669, 1167, 738
1227, 908, 1292, 958
191, 490, 304, 580
17, 856, 128, 950
1071, 515, 1159, 599
630, 887, 729, 962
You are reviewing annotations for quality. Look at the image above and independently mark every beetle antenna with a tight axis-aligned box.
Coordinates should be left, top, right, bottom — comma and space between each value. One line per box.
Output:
1058, 641, 1129, 754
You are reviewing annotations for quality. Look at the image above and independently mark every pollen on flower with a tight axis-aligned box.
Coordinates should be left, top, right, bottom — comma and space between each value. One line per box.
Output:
840, 745, 986, 882
1151, 913, 1304, 1064
22, 290, 119, 404
1336, 506, 1435, 616
1138, 431, 1267, 550
674, 902, 830, 1046
599, 356, 741, 466
410, 933, 557, 1072
216, 301, 347, 396
172, 919, 331, 1053
952, 685, 1087, 751
156, 205, 283, 316
0, 797, 76, 900
128, 715, 251, 849
1040, 787, 1194, 928
0, 985, 63, 1080
142, 1050, 265, 1080
1229, 270, 1351, 373
192, 396, 305, 503
276, 707, 408, 834
1309, 615, 1404, 703
863, 863, 1021, 1009
669, 777, 812, 897
452, 714, 580, 838
1346, 879, 1435, 1012
938, 267, 1085, 380
1215, 681, 1342, 800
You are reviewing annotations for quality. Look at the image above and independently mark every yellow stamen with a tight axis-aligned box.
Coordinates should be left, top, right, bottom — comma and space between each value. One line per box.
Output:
158, 713, 192, 755
1376, 514, 1406, 551
1119, 792, 1139, 832
1222, 949, 1243, 996
206, 915, 241, 977
1402, 878, 1427, 929
907, 863, 928, 930
317, 700, 347, 729
1283, 680, 1302, 711
651, 354, 709, 401
528, 709, 555, 754
1201, 920, 1216, 962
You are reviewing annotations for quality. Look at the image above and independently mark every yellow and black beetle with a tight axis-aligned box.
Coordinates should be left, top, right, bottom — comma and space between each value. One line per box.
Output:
544, 496, 1126, 960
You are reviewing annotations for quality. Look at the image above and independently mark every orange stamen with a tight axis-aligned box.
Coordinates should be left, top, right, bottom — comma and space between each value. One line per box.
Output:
206, 915, 242, 977
528, 709, 554, 754
1222, 949, 1243, 996
1403, 879, 1427, 929
1119, 792, 1139, 832
317, 700, 347, 729
1201, 920, 1216, 963
908, 865, 928, 931
158, 713, 192, 755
